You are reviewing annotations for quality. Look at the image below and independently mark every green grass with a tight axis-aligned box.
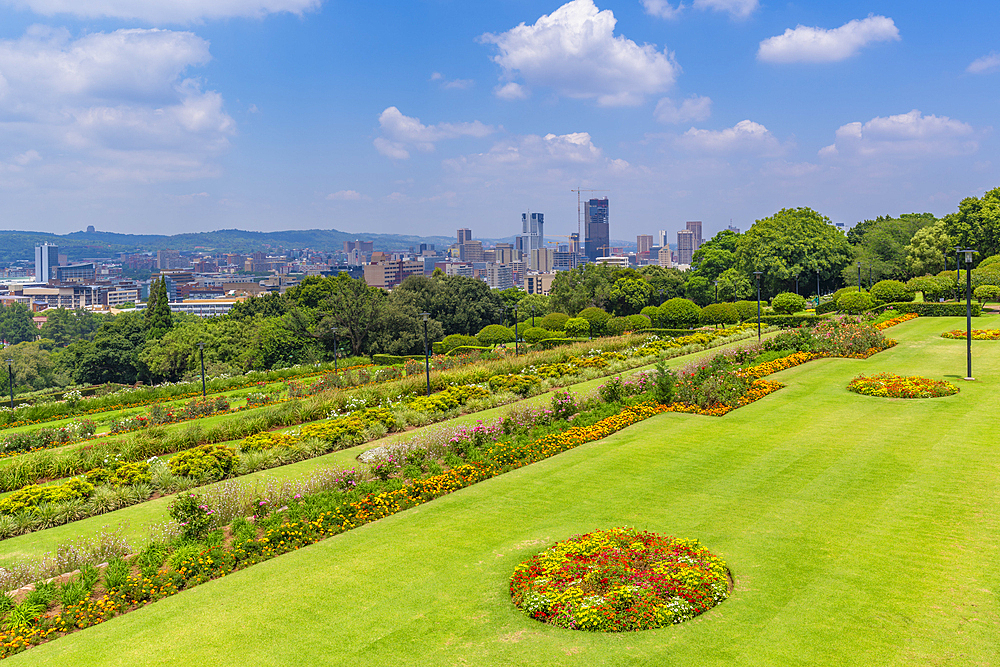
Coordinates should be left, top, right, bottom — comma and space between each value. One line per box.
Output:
11, 315, 999, 665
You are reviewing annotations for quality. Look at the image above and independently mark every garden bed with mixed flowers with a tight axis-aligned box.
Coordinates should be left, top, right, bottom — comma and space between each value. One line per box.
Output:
940, 329, 1000, 340
847, 373, 959, 399
509, 527, 730, 632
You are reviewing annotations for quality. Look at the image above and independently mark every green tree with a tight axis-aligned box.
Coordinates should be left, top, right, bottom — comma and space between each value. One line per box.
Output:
368, 289, 444, 356
301, 274, 386, 357
75, 312, 150, 384
638, 265, 687, 303
0, 303, 36, 345
395, 275, 503, 336
577, 307, 612, 336
684, 276, 713, 307
699, 303, 739, 328
737, 207, 853, 297
608, 278, 653, 315
905, 220, 952, 276
942, 187, 1000, 261
691, 229, 741, 281
226, 291, 290, 321
844, 213, 937, 284
144, 277, 173, 339
716, 268, 753, 302
285, 276, 338, 309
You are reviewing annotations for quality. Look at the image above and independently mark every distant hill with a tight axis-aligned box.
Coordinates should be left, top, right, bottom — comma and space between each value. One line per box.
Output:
0, 228, 458, 264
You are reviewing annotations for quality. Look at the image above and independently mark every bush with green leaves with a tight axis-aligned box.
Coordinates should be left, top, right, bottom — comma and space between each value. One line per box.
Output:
658, 298, 701, 329
538, 312, 570, 331
0, 477, 94, 515
522, 326, 554, 344
733, 300, 759, 322
626, 314, 651, 331
108, 461, 152, 487
770, 292, 807, 315
652, 355, 675, 404
837, 291, 875, 314
476, 324, 515, 346
870, 280, 915, 303
168, 444, 238, 481
907, 276, 954, 302
640, 306, 660, 326
973, 285, 1000, 303
168, 493, 214, 540
605, 317, 629, 336
438, 334, 479, 354
700, 303, 739, 327
577, 307, 612, 336
598, 376, 626, 404
564, 317, 590, 337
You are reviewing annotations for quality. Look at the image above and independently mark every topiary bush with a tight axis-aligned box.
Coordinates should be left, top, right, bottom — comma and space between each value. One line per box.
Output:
837, 291, 875, 314
771, 292, 807, 314
476, 324, 515, 346
577, 307, 612, 336
168, 444, 238, 481
626, 314, 651, 331
522, 326, 554, 344
564, 317, 590, 337
833, 286, 868, 304
815, 300, 840, 315
538, 312, 570, 331
437, 334, 479, 354
658, 298, 701, 329
908, 275, 955, 301
871, 280, 915, 303
733, 300, 759, 322
974, 285, 1000, 303
640, 305, 660, 326
700, 303, 739, 327
605, 317, 629, 336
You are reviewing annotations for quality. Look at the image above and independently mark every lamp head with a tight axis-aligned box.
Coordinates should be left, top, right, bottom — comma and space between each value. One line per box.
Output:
962, 249, 975, 264
198, 342, 204, 350
420, 311, 429, 322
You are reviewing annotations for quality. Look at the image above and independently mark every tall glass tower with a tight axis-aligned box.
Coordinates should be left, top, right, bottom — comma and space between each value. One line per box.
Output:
584, 198, 609, 261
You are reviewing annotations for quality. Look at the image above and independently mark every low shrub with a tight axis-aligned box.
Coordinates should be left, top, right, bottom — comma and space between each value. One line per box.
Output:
539, 312, 570, 331
434, 334, 480, 354
0, 478, 94, 515
771, 292, 807, 314
408, 386, 491, 412
837, 292, 875, 314
734, 300, 759, 322
372, 354, 423, 366
880, 302, 982, 317
700, 303, 739, 327
168, 445, 238, 480
815, 300, 840, 315
487, 374, 539, 396
108, 462, 151, 487
564, 317, 590, 337
476, 324, 515, 346
577, 307, 612, 336
759, 314, 825, 327
659, 298, 701, 329
168, 493, 214, 540
522, 326, 554, 344
871, 280, 915, 303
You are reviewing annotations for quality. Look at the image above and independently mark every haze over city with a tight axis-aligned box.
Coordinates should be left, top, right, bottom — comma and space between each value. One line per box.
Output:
0, 0, 996, 240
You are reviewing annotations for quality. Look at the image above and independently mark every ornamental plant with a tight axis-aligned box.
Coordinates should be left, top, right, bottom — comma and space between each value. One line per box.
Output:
168, 444, 238, 480
510, 527, 729, 632
771, 292, 807, 315
837, 291, 875, 314
168, 493, 214, 540
847, 373, 959, 399
941, 329, 1000, 340
871, 280, 915, 303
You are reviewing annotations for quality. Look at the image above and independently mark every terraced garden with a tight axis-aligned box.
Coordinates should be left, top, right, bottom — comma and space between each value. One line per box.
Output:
3, 314, 998, 665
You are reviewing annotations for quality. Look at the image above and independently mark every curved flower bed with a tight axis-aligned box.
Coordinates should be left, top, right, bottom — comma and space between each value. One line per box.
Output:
875, 312, 918, 330
510, 528, 729, 632
941, 329, 1000, 340
848, 373, 959, 399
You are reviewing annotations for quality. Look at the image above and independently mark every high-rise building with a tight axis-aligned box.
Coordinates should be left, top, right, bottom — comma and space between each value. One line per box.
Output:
34, 243, 59, 282
517, 212, 545, 260
529, 248, 554, 272
657, 230, 668, 248
459, 240, 484, 263
584, 198, 609, 261
727, 224, 740, 235
636, 235, 653, 257
569, 232, 581, 255
658, 247, 673, 268
457, 228, 473, 245
677, 229, 695, 265
685, 221, 703, 251
494, 243, 515, 265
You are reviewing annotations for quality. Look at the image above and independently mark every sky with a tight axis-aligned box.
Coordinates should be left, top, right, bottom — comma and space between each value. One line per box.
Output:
0, 0, 996, 243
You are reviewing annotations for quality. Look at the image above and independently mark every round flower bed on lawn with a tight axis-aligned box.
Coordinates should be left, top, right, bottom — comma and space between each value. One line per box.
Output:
847, 373, 959, 399
941, 329, 1000, 340
510, 527, 730, 632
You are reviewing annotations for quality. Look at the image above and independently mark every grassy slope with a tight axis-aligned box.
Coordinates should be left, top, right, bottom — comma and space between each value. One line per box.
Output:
14, 316, 1000, 666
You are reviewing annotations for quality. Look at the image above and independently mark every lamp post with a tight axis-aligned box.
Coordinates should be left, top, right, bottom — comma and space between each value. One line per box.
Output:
5, 359, 12, 409
531, 305, 535, 328
961, 250, 975, 380
513, 305, 519, 355
420, 312, 431, 396
659, 288, 664, 306
753, 271, 762, 342
332, 330, 338, 372
198, 342, 206, 399
857, 262, 862, 292
714, 280, 718, 304
795, 274, 799, 296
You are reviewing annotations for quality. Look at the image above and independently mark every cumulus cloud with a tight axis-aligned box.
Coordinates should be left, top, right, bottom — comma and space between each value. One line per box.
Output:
640, 0, 682, 20
326, 189, 367, 201
445, 131, 604, 174
691, 0, 758, 19
675, 120, 784, 155
482, 0, 678, 106
0, 26, 234, 184
654, 95, 711, 124
967, 52, 1000, 74
373, 107, 495, 159
0, 0, 321, 23
819, 110, 977, 159
430, 72, 474, 89
494, 82, 528, 100
758, 15, 900, 64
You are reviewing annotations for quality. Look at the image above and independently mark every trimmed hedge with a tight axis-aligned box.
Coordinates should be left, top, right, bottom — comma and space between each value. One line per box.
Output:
643, 328, 709, 338
372, 354, 425, 366
534, 337, 585, 349
815, 300, 840, 315
758, 314, 825, 327
878, 302, 982, 317
446, 345, 494, 356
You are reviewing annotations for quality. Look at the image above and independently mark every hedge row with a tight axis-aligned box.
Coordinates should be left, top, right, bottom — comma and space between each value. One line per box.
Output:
878, 302, 982, 317
371, 354, 426, 366
758, 314, 826, 327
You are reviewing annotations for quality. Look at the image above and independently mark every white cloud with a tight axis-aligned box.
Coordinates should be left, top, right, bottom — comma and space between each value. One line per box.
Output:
373, 106, 496, 159
326, 189, 367, 201
758, 15, 900, 64
819, 110, 977, 159
654, 95, 711, 124
675, 120, 784, 155
494, 82, 528, 100
0, 0, 321, 23
431, 72, 474, 89
691, 0, 758, 19
445, 131, 603, 172
0, 26, 234, 184
967, 52, 1000, 74
641, 0, 682, 20
482, 0, 678, 106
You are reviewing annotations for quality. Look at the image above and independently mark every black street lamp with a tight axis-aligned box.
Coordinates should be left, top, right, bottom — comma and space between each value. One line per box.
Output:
857, 262, 862, 292
332, 330, 338, 372
5, 359, 12, 409
753, 271, 763, 342
420, 312, 431, 396
531, 305, 535, 328
961, 249, 975, 380
198, 342, 206, 399
795, 274, 799, 295
714, 279, 718, 303
513, 305, 519, 355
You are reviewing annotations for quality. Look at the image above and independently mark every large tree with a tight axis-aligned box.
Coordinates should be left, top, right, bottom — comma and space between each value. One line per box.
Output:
144, 277, 173, 339
842, 213, 937, 284
737, 207, 853, 297
905, 220, 952, 276
691, 229, 741, 282
0, 303, 36, 346
942, 187, 1000, 262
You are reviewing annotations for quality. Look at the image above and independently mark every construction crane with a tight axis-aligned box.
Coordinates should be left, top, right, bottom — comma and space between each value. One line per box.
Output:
571, 187, 609, 252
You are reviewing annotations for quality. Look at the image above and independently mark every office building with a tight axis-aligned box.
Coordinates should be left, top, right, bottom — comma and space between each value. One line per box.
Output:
459, 240, 484, 263
677, 229, 695, 265
658, 247, 673, 268
685, 221, 703, 251
457, 228, 473, 245
363, 260, 424, 289
529, 248, 554, 272
55, 263, 96, 283
727, 224, 740, 235
344, 240, 374, 254
553, 251, 578, 271
483, 263, 514, 290
34, 244, 59, 282
595, 256, 630, 268
525, 273, 556, 296
516, 212, 545, 260
156, 249, 183, 270
657, 230, 668, 248
584, 198, 610, 261
494, 243, 515, 265
636, 235, 653, 257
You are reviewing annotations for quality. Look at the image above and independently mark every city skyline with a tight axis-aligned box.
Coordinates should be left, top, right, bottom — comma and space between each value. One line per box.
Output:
0, 1, 994, 241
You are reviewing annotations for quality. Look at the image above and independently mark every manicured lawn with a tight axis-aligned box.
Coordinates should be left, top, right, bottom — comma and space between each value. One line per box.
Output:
13, 316, 998, 665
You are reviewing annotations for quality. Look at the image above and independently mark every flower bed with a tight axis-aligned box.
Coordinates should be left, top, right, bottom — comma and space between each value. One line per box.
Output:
510, 528, 729, 631
847, 373, 959, 399
875, 312, 918, 330
940, 329, 1000, 340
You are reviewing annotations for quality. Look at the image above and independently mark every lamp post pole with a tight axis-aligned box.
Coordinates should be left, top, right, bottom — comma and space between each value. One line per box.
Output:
513, 305, 519, 355
857, 262, 862, 292
795, 274, 799, 295
531, 305, 535, 328
714, 280, 718, 304
332, 331, 338, 372
6, 359, 12, 409
962, 250, 975, 380
754, 271, 762, 342
198, 342, 206, 399
421, 312, 431, 396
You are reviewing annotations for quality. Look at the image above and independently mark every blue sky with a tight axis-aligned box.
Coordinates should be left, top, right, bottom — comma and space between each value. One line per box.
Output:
0, 0, 996, 243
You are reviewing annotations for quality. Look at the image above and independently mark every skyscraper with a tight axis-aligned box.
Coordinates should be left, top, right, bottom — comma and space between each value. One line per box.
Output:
685, 221, 703, 251
518, 212, 544, 260
636, 235, 653, 257
457, 228, 473, 245
34, 243, 59, 282
677, 229, 695, 265
584, 198, 609, 261
657, 230, 668, 248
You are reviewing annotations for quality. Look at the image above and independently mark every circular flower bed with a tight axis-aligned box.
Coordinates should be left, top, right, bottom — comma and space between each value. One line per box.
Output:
847, 373, 959, 398
509, 527, 730, 632
941, 329, 1000, 340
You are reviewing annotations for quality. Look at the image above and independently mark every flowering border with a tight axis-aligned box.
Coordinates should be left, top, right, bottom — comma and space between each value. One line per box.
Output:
940, 329, 1000, 340
847, 373, 959, 399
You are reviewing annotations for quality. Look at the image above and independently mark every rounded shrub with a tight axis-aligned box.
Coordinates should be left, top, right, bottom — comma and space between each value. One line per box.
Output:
521, 326, 554, 344
770, 292, 807, 314
658, 298, 701, 329
605, 317, 629, 336
564, 317, 590, 337
700, 303, 739, 327
907, 275, 953, 301
833, 286, 868, 304
476, 324, 515, 346
979, 254, 1000, 270
538, 312, 570, 331
870, 280, 915, 303
439, 333, 479, 353
837, 291, 875, 314
626, 313, 651, 331
734, 300, 759, 322
640, 305, 660, 326
973, 284, 1000, 303
577, 307, 612, 336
